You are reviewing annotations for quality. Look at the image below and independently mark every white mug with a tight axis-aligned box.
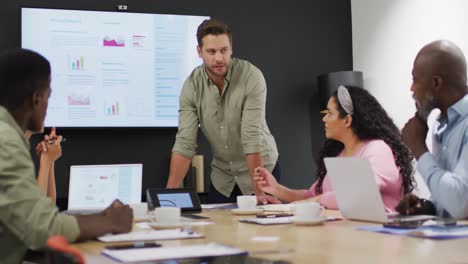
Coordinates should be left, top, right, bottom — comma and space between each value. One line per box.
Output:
152, 207, 181, 224
129, 203, 148, 219
237, 195, 257, 210
295, 202, 323, 221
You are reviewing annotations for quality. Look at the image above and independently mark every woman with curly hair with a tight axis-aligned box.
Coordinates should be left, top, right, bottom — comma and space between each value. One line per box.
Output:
255, 85, 415, 212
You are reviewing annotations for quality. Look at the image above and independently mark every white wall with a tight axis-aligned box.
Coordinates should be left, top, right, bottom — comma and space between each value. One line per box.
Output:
351, 0, 468, 198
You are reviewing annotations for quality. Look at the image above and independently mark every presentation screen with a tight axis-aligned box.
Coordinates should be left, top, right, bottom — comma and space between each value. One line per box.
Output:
21, 7, 208, 127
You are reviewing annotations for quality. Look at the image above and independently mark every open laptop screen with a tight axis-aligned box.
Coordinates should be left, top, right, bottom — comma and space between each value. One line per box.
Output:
67, 164, 142, 210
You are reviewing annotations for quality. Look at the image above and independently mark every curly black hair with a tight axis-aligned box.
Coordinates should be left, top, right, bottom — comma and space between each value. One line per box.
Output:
315, 86, 415, 195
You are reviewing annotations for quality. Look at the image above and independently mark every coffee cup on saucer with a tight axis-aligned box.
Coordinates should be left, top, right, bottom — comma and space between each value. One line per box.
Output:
151, 207, 181, 226
294, 202, 324, 224
237, 195, 257, 210
129, 203, 148, 221
232, 195, 261, 215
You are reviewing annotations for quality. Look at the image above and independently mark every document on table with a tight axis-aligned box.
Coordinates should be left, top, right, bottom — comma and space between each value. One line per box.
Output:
240, 217, 294, 225
407, 225, 468, 239
358, 224, 468, 239
201, 203, 237, 209
135, 222, 213, 229
102, 243, 247, 262
240, 216, 338, 225
98, 229, 202, 242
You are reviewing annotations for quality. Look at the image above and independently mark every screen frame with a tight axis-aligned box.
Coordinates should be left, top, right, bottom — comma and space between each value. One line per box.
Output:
20, 5, 209, 129
146, 188, 202, 212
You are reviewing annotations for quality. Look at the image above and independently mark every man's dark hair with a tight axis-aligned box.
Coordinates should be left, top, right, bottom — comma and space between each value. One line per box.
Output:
0, 48, 50, 112
315, 86, 416, 195
196, 19, 232, 47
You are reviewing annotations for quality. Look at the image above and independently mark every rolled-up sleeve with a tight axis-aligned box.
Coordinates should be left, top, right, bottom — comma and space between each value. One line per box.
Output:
241, 69, 266, 154
172, 79, 199, 159
304, 180, 338, 209
0, 138, 79, 249
418, 147, 468, 219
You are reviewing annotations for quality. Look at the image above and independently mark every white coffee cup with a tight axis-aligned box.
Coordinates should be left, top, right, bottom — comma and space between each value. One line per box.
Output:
152, 207, 181, 225
237, 195, 257, 210
129, 203, 148, 219
294, 202, 323, 221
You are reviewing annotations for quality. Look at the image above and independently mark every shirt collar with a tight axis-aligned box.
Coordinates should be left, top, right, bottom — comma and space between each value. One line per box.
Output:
0, 105, 30, 148
443, 93, 468, 125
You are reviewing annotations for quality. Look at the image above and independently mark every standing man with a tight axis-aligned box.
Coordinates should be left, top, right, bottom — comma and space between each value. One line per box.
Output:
396, 40, 468, 219
166, 19, 279, 204
0, 48, 132, 263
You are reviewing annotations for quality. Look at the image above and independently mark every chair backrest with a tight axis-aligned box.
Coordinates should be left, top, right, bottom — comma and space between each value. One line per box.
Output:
46, 236, 85, 264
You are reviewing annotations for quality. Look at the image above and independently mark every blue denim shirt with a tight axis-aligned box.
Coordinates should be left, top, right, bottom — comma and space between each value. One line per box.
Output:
418, 94, 468, 219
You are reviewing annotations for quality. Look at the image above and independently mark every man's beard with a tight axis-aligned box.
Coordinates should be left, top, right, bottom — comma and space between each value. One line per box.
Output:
206, 64, 227, 79
415, 93, 436, 121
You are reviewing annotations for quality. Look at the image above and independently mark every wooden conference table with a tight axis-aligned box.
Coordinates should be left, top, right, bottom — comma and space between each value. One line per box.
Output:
73, 209, 468, 263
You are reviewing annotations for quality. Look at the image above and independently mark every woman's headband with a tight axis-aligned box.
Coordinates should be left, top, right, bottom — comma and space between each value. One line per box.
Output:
337, 86, 354, 115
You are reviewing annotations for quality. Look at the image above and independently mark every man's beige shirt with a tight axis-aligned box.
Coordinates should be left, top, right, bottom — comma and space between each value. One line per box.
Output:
0, 106, 79, 264
173, 58, 278, 196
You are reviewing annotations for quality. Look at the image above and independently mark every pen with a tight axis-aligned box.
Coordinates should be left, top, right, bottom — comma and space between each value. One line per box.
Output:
47, 138, 67, 144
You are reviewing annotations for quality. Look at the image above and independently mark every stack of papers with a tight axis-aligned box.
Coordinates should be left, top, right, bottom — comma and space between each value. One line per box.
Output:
102, 243, 247, 262
98, 229, 202, 242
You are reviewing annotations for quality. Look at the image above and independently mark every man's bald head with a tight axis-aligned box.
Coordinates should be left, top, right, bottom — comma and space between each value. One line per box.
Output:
411, 40, 468, 119
414, 40, 467, 91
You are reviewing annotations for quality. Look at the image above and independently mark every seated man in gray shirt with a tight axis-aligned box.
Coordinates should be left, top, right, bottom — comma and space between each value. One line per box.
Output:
0, 48, 133, 263
166, 19, 280, 204
397, 40, 468, 219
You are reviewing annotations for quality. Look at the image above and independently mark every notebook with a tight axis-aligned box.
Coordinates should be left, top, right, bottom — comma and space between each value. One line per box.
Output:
324, 157, 435, 223
65, 164, 143, 214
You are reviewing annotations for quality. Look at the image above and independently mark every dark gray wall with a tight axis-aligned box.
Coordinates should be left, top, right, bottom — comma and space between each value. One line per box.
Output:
0, 0, 352, 208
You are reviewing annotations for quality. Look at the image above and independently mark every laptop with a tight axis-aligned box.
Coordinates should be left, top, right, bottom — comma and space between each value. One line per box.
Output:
65, 164, 143, 214
324, 157, 435, 223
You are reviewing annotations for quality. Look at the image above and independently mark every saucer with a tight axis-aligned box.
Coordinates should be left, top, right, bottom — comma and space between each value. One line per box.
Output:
148, 222, 185, 230
293, 216, 327, 226
134, 216, 151, 223
231, 208, 262, 215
